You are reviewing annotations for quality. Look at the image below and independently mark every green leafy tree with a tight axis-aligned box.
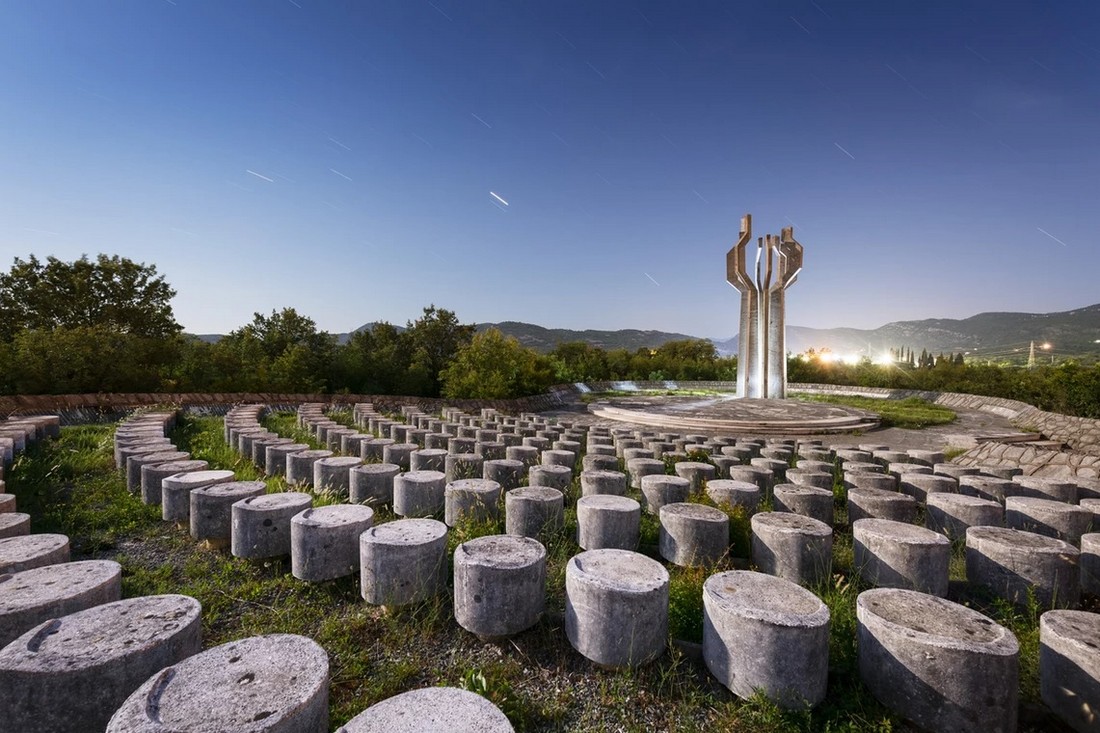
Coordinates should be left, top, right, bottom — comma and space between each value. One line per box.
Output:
403, 306, 476, 396
440, 328, 555, 398
0, 254, 180, 341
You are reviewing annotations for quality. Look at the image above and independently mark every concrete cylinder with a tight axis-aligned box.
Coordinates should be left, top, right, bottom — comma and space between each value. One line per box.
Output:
410, 448, 448, 473
728, 466, 773, 497
529, 464, 572, 491
658, 502, 729, 567
542, 449, 575, 469
1005, 496, 1092, 544
966, 526, 1080, 608
340, 432, 370, 457
482, 459, 524, 491
705, 479, 762, 513
785, 469, 833, 491
844, 471, 897, 492
0, 560, 122, 649
231, 492, 313, 559
958, 475, 1020, 503
565, 549, 668, 668
1040, 610, 1100, 733
703, 570, 829, 709
382, 443, 417, 471
856, 587, 1018, 733
640, 474, 690, 516
505, 487, 564, 539
335, 687, 513, 733
898, 473, 957, 504
576, 495, 641, 551
444, 478, 502, 527
286, 449, 333, 487
445, 453, 485, 483
583, 454, 618, 472
675, 461, 717, 492
290, 504, 375, 582
393, 470, 447, 518
266, 442, 309, 477
106, 633, 329, 733
926, 493, 1004, 540
854, 518, 951, 596
0, 534, 70, 574
313, 456, 363, 496
626, 458, 665, 490
888, 462, 931, 480
905, 449, 945, 466
350, 463, 400, 506
190, 481, 266, 544
752, 512, 833, 587
1083, 533, 1100, 597
453, 534, 546, 640
588, 444, 617, 457
506, 445, 540, 468
140, 459, 207, 506
360, 518, 448, 606
622, 447, 654, 462
449, 437, 476, 455
362, 437, 393, 461
0, 513, 30, 539
576, 468, 629, 497
126, 450, 188, 493
0, 494, 14, 513
978, 465, 1024, 480
773, 483, 833, 526
934, 463, 980, 480
162, 470, 236, 523
0, 594, 202, 733
847, 488, 917, 524
1016, 476, 1078, 503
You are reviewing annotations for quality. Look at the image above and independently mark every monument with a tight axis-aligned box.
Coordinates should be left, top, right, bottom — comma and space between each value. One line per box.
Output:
726, 214, 803, 399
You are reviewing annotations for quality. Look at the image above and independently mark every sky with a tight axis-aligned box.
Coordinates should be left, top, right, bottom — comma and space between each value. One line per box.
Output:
2, 1, 1099, 338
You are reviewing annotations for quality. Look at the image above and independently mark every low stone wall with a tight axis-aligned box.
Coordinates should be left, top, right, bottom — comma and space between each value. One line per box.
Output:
953, 441, 1100, 479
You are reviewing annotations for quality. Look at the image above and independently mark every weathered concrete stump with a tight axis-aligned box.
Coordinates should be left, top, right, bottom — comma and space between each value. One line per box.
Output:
106, 633, 329, 733
856, 588, 1018, 733
453, 534, 546, 640
336, 687, 514, 732
1005, 496, 1092, 544
773, 483, 833, 526
126, 450, 188, 493
0, 512, 30, 538
266, 442, 309, 476
314, 456, 362, 496
752, 512, 833, 587
360, 518, 448, 606
576, 495, 641, 551
785, 469, 833, 490
0, 533, 70, 574
350, 463, 400, 505
958, 475, 1020, 503
482, 458, 524, 491
383, 442, 418, 471
190, 481, 266, 545
847, 488, 917, 524
966, 526, 1080, 608
926, 493, 1004, 540
583, 454, 618, 472
565, 549, 668, 668
580, 469, 628, 496
0, 559, 122, 649
640, 474, 690, 515
898, 472, 956, 503
675, 461, 717, 492
161, 469, 238, 523
706, 479, 762, 513
0, 493, 14, 513
1084, 533, 1100, 597
291, 504, 374, 582
1039, 609, 1100, 733
286, 449, 334, 487
445, 453, 485, 483
0, 594, 202, 733
231, 492, 313, 559
1017, 475, 1079, 503
393, 470, 447, 518
854, 519, 950, 596
505, 487, 564, 538
658, 503, 729, 566
445, 478, 502, 526
703, 570, 829, 709
626, 457, 665, 490
140, 459, 207, 505
528, 463, 572, 491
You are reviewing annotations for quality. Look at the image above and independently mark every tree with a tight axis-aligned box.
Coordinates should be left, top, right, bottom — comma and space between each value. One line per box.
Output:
214, 308, 336, 392
440, 328, 554, 399
0, 254, 180, 342
403, 306, 476, 396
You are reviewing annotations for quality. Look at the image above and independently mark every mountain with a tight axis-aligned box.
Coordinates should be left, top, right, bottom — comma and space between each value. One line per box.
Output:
714, 303, 1100, 360
189, 303, 1100, 362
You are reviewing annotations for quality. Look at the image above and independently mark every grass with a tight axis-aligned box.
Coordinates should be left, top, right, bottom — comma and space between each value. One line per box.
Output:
794, 395, 957, 429
2, 413, 1071, 732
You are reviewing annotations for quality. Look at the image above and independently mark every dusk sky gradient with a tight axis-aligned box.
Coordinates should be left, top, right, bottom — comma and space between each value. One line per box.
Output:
3, 1, 1098, 338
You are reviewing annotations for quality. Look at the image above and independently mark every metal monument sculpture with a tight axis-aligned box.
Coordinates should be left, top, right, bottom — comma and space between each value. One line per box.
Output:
726, 214, 803, 399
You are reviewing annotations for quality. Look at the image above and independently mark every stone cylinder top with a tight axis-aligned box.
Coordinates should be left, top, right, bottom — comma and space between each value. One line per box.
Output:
704, 570, 829, 627
454, 534, 546, 569
857, 587, 1018, 654
568, 549, 667, 593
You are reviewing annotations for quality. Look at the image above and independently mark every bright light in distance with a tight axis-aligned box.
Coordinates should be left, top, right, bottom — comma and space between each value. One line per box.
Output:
817, 352, 836, 364
841, 354, 860, 365
873, 353, 893, 366
1041, 343, 1052, 349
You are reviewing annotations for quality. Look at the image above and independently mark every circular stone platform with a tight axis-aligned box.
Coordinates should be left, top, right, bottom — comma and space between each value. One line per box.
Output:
588, 396, 879, 435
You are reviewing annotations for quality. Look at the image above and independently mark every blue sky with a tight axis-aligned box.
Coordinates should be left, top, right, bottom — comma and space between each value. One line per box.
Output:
2, 1, 1098, 337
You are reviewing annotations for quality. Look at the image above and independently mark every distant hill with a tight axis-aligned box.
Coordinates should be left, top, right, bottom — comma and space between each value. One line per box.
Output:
188, 303, 1100, 362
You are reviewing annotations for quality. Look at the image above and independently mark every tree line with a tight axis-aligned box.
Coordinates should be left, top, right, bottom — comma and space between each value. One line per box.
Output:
1, 254, 1097, 417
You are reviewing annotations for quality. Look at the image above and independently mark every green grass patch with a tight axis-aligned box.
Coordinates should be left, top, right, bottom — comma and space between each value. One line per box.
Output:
795, 394, 956, 429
